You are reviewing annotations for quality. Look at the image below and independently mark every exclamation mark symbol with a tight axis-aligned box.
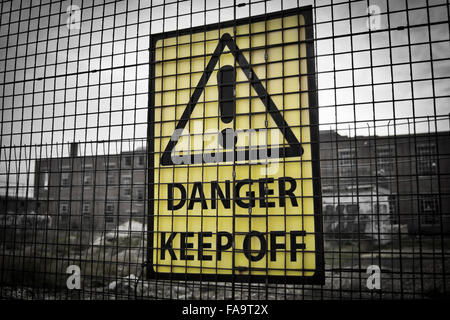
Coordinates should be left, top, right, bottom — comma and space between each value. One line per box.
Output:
217, 65, 237, 148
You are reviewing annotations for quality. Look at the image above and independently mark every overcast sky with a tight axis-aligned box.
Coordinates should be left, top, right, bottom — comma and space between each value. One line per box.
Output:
0, 0, 449, 195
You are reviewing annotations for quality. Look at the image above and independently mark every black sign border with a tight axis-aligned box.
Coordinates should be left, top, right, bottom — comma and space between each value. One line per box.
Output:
147, 5, 324, 285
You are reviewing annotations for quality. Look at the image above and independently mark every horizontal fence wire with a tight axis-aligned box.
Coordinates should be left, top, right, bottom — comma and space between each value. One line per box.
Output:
0, 0, 449, 300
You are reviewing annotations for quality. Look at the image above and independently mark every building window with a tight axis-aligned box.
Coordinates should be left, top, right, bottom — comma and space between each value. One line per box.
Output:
122, 176, 132, 184
137, 188, 144, 201
60, 203, 69, 221
138, 156, 145, 167
84, 172, 93, 185
105, 203, 114, 223
338, 148, 356, 167
83, 160, 93, 169
124, 187, 132, 197
124, 156, 132, 167
419, 195, 440, 224
61, 172, 70, 186
417, 142, 437, 175
108, 160, 117, 168
122, 176, 132, 197
60, 203, 69, 214
107, 172, 116, 185
338, 148, 355, 176
82, 203, 91, 216
376, 144, 395, 175
42, 172, 49, 190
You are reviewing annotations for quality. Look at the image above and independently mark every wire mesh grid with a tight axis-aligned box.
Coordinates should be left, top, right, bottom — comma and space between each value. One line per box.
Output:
0, 0, 449, 300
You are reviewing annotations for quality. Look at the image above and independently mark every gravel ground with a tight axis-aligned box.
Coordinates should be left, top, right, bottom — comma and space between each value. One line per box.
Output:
2, 237, 449, 300
2, 265, 449, 300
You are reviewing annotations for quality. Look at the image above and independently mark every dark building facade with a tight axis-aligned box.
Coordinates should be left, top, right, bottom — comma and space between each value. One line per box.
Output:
34, 143, 146, 230
33, 131, 450, 235
319, 130, 450, 234
0, 195, 38, 215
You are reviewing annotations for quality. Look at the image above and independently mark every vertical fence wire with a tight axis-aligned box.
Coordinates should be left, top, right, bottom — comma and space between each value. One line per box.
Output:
0, 0, 449, 300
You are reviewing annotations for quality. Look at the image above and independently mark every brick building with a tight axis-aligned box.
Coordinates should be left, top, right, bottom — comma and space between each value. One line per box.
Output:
33, 130, 450, 235
319, 130, 450, 234
34, 143, 146, 230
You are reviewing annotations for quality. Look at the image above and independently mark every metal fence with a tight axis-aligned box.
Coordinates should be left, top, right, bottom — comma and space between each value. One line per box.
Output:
0, 0, 449, 300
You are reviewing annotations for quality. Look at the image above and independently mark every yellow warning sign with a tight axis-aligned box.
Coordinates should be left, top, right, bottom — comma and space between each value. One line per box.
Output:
148, 7, 323, 284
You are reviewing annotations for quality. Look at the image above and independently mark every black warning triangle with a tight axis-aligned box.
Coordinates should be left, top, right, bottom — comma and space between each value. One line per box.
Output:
161, 33, 304, 166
